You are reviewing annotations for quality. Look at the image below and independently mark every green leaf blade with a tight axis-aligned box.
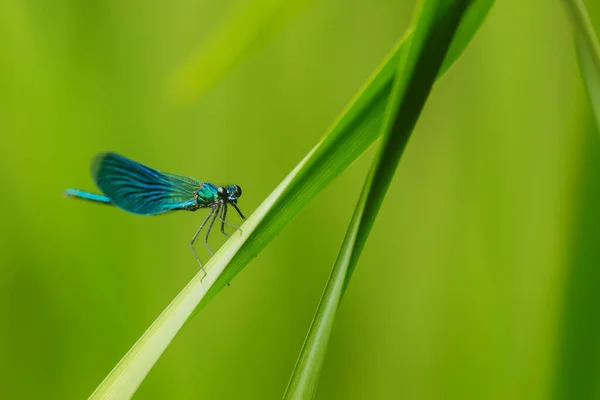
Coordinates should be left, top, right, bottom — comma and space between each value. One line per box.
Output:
282, 1, 478, 399
90, 2, 495, 397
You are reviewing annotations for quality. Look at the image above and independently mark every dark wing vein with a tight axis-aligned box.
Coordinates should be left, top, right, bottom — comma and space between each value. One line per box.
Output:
91, 152, 202, 215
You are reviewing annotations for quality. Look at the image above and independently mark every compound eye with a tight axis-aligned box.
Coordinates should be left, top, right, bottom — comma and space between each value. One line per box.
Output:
217, 186, 226, 197
234, 185, 242, 197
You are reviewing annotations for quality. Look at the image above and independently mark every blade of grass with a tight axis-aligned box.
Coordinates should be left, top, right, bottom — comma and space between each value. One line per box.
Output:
557, 2, 600, 398
89, 2, 494, 398
563, 0, 600, 127
282, 1, 474, 399
169, 0, 315, 104
199, 0, 494, 314
553, 118, 600, 400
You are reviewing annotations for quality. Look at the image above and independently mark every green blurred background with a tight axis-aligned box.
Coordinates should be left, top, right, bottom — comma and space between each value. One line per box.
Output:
1, 0, 599, 399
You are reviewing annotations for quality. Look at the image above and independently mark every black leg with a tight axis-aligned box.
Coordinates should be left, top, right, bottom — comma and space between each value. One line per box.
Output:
231, 203, 246, 220
220, 204, 231, 238
219, 203, 244, 235
219, 203, 244, 236
204, 204, 220, 257
190, 207, 215, 279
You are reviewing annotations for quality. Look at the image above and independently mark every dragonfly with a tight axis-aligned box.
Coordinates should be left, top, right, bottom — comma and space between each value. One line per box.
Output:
65, 152, 245, 277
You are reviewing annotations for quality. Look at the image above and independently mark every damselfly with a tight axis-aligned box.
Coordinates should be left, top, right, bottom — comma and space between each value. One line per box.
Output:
65, 152, 245, 276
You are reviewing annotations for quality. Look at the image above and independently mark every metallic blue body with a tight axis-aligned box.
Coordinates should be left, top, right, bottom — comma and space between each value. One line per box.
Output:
65, 152, 245, 273
65, 152, 240, 215
64, 188, 112, 204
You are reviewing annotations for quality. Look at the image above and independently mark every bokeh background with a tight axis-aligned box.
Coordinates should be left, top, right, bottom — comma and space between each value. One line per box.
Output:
1, 0, 599, 399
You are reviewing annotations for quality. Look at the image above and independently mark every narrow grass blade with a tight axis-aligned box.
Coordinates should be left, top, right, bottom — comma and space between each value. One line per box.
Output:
199, 0, 493, 314
558, 3, 600, 398
563, 0, 600, 127
554, 119, 600, 400
282, 1, 474, 399
89, 2, 494, 398
169, 0, 315, 103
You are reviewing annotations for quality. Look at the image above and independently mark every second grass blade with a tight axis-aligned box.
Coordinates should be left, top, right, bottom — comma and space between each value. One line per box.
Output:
283, 1, 476, 399
89, 1, 494, 397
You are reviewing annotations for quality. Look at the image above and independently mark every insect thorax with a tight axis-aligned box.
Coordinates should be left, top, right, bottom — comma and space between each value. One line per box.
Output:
196, 183, 219, 206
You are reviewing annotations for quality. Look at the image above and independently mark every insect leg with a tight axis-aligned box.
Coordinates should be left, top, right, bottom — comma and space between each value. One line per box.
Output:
219, 204, 231, 238
231, 203, 246, 220
220, 204, 243, 235
204, 204, 220, 257
190, 207, 215, 279
218, 205, 233, 288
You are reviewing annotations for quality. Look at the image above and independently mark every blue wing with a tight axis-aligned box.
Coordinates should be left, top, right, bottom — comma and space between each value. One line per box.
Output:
92, 152, 202, 215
